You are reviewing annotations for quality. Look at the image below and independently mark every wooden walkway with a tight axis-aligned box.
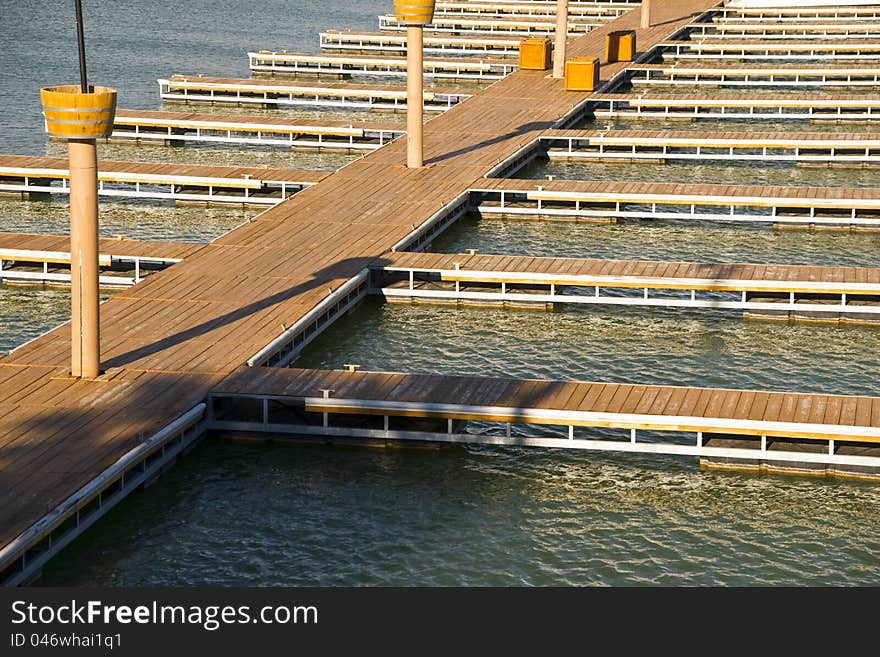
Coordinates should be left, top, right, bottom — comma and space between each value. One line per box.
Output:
591, 93, 880, 120
0, 232, 200, 287
110, 109, 404, 151
0, 155, 326, 205
434, 1, 632, 20
248, 51, 517, 81
541, 128, 880, 164
158, 76, 470, 111
471, 178, 880, 227
319, 30, 524, 56
5, 0, 788, 581
377, 13, 602, 36
212, 366, 880, 445
376, 251, 880, 321
627, 64, 880, 87
659, 40, 880, 60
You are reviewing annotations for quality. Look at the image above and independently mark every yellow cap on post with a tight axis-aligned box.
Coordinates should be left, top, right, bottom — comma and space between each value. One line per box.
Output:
393, 0, 435, 26
40, 84, 117, 140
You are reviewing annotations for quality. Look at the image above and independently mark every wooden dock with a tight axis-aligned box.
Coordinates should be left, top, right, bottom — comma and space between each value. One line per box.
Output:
7, 0, 880, 586
470, 178, 880, 227
0, 232, 199, 287
319, 30, 524, 56
374, 251, 880, 323
0, 155, 326, 205
718, 6, 880, 20
433, 1, 633, 20
658, 40, 880, 61
377, 13, 602, 36
158, 75, 470, 111
591, 93, 880, 121
541, 128, 880, 164
627, 64, 880, 88
109, 109, 404, 151
248, 51, 517, 81
208, 367, 880, 475
688, 22, 880, 39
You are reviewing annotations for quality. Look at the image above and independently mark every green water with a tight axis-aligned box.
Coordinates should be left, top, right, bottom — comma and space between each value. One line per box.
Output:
2, 1, 878, 586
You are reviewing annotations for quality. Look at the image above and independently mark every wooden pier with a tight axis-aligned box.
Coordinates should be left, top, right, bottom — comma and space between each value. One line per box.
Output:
0, 233, 199, 287
157, 75, 470, 111
319, 30, 524, 56
718, 6, 880, 20
248, 51, 517, 81
108, 109, 404, 152
377, 13, 601, 36
540, 129, 880, 165
687, 22, 880, 39
470, 178, 880, 227
627, 64, 880, 88
208, 367, 880, 476
374, 251, 880, 323
4, 0, 880, 586
433, 1, 633, 20
658, 40, 880, 61
0, 155, 326, 205
591, 93, 880, 121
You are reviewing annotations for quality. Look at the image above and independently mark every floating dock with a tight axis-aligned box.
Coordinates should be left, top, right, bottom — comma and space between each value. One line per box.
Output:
319, 30, 523, 56
591, 93, 880, 121
0, 233, 198, 287
158, 75, 470, 111
248, 51, 517, 81
658, 40, 880, 61
208, 367, 880, 479
5, 1, 880, 587
627, 64, 880, 88
0, 155, 326, 206
109, 109, 404, 151
374, 251, 880, 323
687, 22, 880, 39
540, 129, 880, 165
377, 13, 601, 36
470, 178, 880, 228
718, 6, 880, 20
433, 1, 633, 20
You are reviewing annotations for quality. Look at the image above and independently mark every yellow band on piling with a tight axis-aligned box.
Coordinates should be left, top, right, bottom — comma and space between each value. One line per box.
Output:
393, 0, 436, 26
40, 85, 118, 140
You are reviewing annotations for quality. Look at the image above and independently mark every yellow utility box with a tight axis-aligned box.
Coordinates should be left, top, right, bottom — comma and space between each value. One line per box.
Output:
605, 30, 637, 63
518, 37, 553, 71
564, 57, 600, 91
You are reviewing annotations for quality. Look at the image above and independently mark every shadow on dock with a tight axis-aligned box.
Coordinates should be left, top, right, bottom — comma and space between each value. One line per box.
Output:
104, 256, 389, 370
426, 121, 554, 166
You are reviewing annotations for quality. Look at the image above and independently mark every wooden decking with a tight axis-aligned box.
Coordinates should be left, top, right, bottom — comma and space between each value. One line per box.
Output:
0, 155, 326, 205
376, 250, 880, 321
0, 232, 200, 286
109, 109, 404, 151
157, 76, 471, 111
211, 366, 880, 445
381, 250, 880, 292
248, 51, 517, 81
0, 155, 327, 186
542, 128, 880, 146
0, 1, 723, 561
0, 232, 200, 262
114, 109, 401, 135
476, 178, 880, 206
41, 0, 880, 584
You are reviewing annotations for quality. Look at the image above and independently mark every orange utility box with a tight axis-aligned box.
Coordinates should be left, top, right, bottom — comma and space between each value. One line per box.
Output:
564, 56, 600, 91
518, 37, 553, 70
605, 29, 637, 63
